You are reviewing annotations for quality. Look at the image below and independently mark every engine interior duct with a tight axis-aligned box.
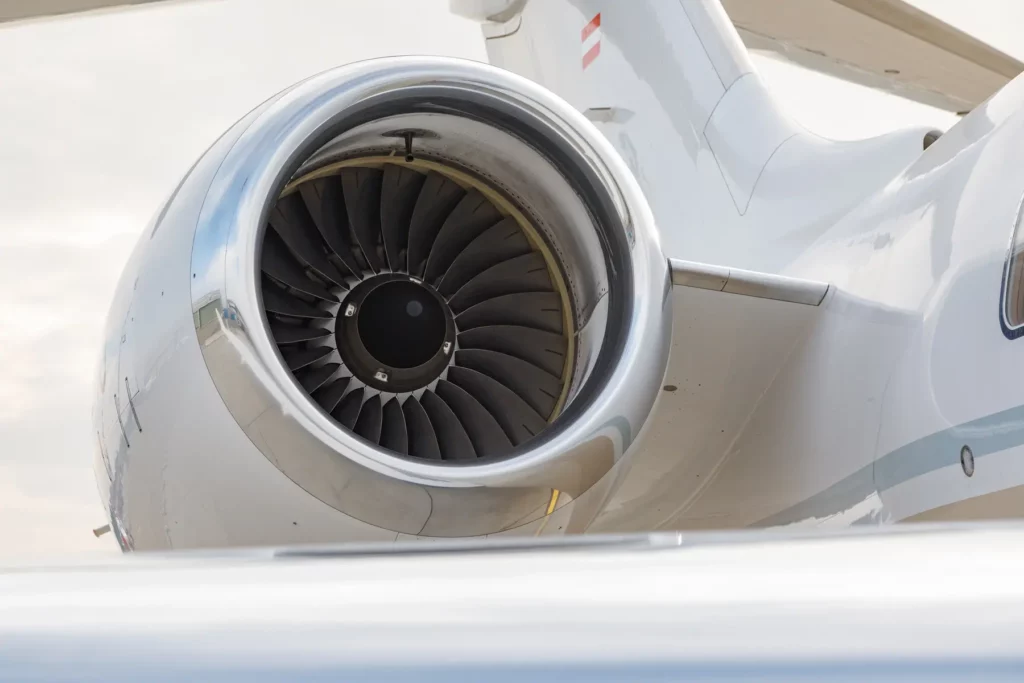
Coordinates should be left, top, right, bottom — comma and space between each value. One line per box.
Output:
263, 155, 574, 462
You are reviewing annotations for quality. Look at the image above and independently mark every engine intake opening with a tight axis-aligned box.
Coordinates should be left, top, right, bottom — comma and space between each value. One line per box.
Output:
358, 279, 447, 369
259, 154, 578, 463
190, 58, 668, 538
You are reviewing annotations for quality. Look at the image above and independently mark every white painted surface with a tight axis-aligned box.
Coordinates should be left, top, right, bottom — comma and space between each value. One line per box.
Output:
483, 0, 1024, 531
5, 526, 1024, 678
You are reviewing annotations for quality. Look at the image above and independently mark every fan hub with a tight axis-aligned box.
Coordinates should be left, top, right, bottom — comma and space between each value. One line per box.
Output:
335, 273, 456, 393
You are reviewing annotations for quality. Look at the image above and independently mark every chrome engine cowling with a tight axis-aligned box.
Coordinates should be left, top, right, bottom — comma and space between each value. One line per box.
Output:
95, 57, 670, 549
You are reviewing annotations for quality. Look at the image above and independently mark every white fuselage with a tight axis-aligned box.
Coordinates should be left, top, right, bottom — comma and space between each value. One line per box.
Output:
92, 0, 1024, 550
472, 0, 1024, 530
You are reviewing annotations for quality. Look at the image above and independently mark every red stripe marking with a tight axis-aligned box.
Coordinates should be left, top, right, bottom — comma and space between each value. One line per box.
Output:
582, 41, 601, 70
581, 13, 601, 42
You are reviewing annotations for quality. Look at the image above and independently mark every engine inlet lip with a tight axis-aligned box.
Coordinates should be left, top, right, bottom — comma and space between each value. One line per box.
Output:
267, 89, 636, 450
192, 56, 670, 505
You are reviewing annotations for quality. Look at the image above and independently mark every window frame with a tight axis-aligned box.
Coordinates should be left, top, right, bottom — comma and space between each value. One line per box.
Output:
1000, 195, 1024, 339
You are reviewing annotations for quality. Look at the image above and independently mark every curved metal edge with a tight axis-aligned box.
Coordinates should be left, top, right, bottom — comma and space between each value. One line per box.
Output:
670, 258, 830, 306
998, 190, 1024, 340
186, 57, 671, 536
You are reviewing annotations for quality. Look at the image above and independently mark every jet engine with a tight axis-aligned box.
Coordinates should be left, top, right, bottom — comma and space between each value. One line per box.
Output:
94, 57, 670, 549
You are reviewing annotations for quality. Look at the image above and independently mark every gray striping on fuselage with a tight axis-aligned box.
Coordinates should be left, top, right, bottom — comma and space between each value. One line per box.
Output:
758, 401, 1024, 526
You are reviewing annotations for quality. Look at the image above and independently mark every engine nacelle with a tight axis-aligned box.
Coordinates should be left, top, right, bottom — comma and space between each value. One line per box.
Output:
93, 57, 670, 550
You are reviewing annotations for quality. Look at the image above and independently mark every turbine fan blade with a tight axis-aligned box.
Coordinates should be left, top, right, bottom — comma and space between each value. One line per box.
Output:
434, 380, 513, 458
448, 252, 552, 313
380, 165, 425, 272
270, 323, 330, 345
455, 349, 561, 417
421, 390, 477, 461
456, 292, 563, 334
262, 285, 332, 319
283, 345, 333, 371
354, 394, 383, 443
313, 376, 351, 413
301, 176, 363, 277
457, 325, 567, 377
269, 193, 347, 287
403, 397, 441, 460
261, 229, 338, 300
424, 190, 503, 285
298, 362, 339, 393
333, 387, 364, 429
438, 218, 530, 296
406, 172, 464, 277
341, 168, 384, 273
447, 366, 547, 446
381, 398, 409, 455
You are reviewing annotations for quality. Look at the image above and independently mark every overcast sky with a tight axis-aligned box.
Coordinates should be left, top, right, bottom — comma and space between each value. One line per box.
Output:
0, 0, 1018, 558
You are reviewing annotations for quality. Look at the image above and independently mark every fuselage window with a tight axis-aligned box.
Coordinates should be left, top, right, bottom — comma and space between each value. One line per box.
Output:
1003, 206, 1024, 334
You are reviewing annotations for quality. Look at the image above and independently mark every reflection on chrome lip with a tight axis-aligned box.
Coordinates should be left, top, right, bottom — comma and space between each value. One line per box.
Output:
187, 56, 670, 536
